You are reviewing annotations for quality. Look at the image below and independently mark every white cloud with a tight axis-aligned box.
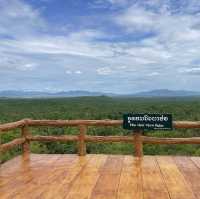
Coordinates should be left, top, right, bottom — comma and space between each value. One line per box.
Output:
65, 70, 72, 74
179, 67, 200, 75
74, 70, 82, 74
116, 6, 158, 32
146, 72, 160, 77
90, 0, 130, 9
97, 67, 112, 75
0, 0, 45, 37
17, 63, 36, 71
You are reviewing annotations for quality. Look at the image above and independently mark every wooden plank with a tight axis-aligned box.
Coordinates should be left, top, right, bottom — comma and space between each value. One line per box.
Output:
99, 155, 124, 174
0, 154, 62, 198
30, 155, 92, 199
142, 156, 170, 199
117, 156, 143, 199
157, 156, 196, 199
191, 157, 200, 169
90, 155, 124, 199
174, 156, 200, 199
65, 155, 107, 199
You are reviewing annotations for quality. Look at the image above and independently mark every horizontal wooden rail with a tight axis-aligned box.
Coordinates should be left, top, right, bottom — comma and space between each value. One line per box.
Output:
0, 138, 25, 152
85, 135, 133, 142
174, 121, 200, 129
27, 135, 79, 142
26, 135, 200, 144
26, 119, 122, 127
0, 120, 25, 133
25, 119, 200, 129
142, 136, 200, 144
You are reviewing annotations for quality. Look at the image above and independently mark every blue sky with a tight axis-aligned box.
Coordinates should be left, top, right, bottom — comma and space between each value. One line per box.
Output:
1, 0, 200, 94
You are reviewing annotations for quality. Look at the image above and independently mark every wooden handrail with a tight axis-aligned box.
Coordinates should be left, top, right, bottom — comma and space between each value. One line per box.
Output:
25, 119, 200, 128
0, 119, 200, 157
0, 120, 25, 132
1, 119, 200, 130
0, 138, 25, 152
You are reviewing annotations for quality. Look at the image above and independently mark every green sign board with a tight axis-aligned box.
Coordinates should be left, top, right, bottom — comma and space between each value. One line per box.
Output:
123, 113, 173, 131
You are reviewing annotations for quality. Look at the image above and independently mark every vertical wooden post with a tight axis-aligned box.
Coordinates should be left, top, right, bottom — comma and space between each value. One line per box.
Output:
78, 125, 87, 156
133, 130, 143, 157
21, 123, 31, 156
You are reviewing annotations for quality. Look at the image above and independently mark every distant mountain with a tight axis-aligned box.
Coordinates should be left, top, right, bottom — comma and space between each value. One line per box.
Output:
0, 89, 200, 98
0, 90, 110, 98
130, 89, 200, 97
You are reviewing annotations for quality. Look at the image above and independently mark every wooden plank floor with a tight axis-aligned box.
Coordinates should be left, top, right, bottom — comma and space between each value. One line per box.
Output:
0, 154, 200, 199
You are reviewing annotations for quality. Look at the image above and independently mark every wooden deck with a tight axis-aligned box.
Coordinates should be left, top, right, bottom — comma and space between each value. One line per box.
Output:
0, 154, 200, 199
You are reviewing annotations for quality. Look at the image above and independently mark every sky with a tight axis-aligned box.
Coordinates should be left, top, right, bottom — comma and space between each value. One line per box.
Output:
1, 0, 200, 94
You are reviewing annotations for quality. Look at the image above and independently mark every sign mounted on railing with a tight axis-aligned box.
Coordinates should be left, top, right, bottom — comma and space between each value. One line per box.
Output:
123, 113, 173, 131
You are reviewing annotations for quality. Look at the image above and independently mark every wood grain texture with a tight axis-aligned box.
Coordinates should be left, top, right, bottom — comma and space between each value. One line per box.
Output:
117, 156, 143, 199
156, 156, 196, 199
174, 156, 200, 199
90, 155, 124, 199
142, 156, 170, 199
191, 157, 200, 169
0, 154, 200, 199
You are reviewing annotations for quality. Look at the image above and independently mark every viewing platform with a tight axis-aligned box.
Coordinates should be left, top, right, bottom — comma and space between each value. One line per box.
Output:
1, 154, 200, 199
1, 119, 200, 198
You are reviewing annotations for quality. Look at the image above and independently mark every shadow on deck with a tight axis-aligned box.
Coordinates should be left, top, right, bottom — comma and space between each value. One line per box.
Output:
0, 154, 200, 199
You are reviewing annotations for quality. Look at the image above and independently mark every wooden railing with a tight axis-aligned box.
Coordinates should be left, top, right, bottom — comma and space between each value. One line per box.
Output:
1, 119, 200, 158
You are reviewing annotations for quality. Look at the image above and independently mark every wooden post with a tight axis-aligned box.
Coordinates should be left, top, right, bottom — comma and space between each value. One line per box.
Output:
21, 123, 31, 156
78, 125, 87, 156
133, 130, 143, 157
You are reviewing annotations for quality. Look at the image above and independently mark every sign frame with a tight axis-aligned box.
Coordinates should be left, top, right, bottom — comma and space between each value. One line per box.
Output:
123, 113, 173, 131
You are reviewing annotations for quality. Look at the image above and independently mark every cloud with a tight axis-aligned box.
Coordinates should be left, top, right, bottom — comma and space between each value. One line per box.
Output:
146, 72, 160, 77
89, 0, 130, 9
97, 67, 112, 75
65, 70, 72, 74
179, 67, 200, 75
74, 70, 82, 74
0, 0, 45, 38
